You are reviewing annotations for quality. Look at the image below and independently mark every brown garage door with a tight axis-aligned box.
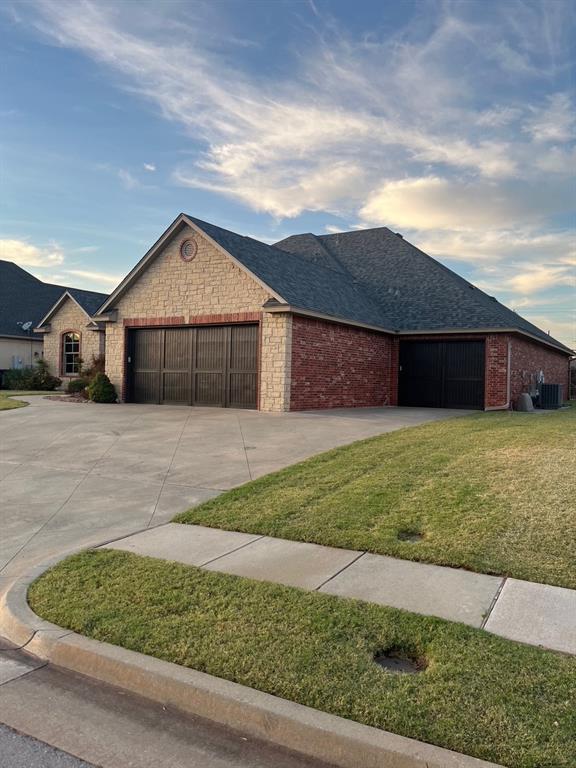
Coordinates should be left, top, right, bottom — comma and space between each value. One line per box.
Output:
127, 325, 258, 408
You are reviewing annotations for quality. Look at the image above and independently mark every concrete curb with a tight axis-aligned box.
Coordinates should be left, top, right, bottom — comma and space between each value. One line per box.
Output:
0, 560, 503, 768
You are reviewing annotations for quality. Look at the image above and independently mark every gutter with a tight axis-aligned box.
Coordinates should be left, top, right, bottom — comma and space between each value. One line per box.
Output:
262, 302, 397, 335
263, 306, 573, 357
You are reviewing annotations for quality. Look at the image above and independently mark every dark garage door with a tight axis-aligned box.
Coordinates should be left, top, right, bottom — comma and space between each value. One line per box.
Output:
399, 340, 485, 409
128, 325, 258, 408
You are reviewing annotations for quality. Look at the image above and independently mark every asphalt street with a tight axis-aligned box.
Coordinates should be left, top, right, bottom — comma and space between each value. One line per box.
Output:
0, 724, 95, 768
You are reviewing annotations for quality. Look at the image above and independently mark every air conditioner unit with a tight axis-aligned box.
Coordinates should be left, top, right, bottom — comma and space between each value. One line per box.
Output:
539, 383, 563, 409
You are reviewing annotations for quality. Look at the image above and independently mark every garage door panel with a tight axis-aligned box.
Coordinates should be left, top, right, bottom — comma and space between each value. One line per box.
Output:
229, 372, 257, 408
442, 380, 484, 409
163, 372, 190, 404
164, 328, 190, 371
444, 341, 484, 379
132, 371, 161, 404
133, 329, 162, 371
195, 372, 225, 406
399, 340, 484, 409
196, 326, 227, 370
129, 325, 258, 409
230, 325, 258, 370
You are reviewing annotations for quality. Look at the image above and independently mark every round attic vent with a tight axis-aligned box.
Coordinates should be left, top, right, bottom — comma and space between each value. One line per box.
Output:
180, 237, 198, 262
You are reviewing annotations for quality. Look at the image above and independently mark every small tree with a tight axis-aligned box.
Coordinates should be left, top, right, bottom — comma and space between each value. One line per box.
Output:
30, 359, 62, 390
3, 360, 61, 391
87, 373, 117, 403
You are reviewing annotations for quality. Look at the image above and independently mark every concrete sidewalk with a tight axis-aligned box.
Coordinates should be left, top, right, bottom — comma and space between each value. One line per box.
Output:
105, 523, 576, 655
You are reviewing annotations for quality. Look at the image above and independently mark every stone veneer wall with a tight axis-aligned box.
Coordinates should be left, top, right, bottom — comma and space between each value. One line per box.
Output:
104, 225, 292, 411
42, 297, 104, 382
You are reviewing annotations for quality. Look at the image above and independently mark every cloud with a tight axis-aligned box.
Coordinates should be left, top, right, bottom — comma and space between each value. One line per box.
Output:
117, 168, 139, 189
143, 163, 156, 172
406, 227, 575, 264
358, 176, 572, 231
73, 245, 100, 254
505, 264, 575, 294
18, 0, 575, 221
524, 93, 576, 143
0, 238, 64, 267
63, 268, 121, 286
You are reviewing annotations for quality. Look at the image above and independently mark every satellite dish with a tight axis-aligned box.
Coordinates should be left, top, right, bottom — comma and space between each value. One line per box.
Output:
21, 321, 33, 330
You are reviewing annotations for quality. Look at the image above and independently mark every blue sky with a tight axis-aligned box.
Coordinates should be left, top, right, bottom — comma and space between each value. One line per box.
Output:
1, 0, 574, 347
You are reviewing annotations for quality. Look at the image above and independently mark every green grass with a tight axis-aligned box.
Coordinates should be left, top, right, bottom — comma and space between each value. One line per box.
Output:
176, 406, 576, 589
0, 390, 48, 410
29, 549, 576, 768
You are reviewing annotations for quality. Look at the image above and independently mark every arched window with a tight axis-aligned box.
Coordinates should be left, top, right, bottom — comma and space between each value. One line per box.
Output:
63, 332, 80, 375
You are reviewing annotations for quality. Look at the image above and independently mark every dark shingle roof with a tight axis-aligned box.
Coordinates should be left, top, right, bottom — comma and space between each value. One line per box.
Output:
0, 260, 108, 339
274, 227, 572, 353
186, 216, 389, 330
64, 287, 110, 317
97, 214, 571, 354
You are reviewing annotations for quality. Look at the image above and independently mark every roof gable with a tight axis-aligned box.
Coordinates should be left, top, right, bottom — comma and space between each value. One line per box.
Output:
92, 215, 571, 355
0, 259, 108, 338
36, 288, 109, 329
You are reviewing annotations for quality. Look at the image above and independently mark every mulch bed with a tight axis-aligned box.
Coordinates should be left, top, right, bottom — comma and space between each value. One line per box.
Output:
44, 394, 90, 403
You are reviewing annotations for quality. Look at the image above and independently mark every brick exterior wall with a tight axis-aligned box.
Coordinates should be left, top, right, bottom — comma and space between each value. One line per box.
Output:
404, 332, 570, 409
509, 335, 570, 406
104, 225, 291, 411
41, 297, 104, 384
289, 315, 396, 410
485, 334, 509, 408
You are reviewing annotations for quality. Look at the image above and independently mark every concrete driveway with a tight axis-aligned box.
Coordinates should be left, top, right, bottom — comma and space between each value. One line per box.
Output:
0, 396, 469, 582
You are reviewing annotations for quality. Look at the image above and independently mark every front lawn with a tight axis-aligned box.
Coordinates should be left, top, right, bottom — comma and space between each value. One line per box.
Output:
0, 391, 48, 411
29, 549, 576, 768
176, 406, 576, 588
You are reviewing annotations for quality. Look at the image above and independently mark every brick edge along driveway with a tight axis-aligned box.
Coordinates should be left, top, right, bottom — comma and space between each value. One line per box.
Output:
0, 396, 471, 583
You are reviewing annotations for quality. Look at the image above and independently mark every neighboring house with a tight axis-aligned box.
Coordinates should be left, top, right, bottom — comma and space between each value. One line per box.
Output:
82, 213, 571, 412
34, 289, 109, 383
0, 260, 107, 378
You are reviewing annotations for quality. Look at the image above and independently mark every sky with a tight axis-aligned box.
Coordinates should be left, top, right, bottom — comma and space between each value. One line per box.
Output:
0, 0, 574, 348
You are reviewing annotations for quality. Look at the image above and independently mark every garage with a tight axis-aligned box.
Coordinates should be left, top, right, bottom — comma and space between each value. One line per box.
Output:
398, 340, 485, 409
127, 324, 258, 408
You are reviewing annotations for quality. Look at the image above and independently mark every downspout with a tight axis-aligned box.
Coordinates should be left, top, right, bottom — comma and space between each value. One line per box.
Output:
485, 339, 512, 411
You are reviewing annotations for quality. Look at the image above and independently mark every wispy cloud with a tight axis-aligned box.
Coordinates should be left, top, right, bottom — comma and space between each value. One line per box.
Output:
117, 168, 139, 190
7, 0, 576, 344
63, 268, 121, 286
0, 237, 64, 267
20, 0, 575, 217
0, 238, 118, 292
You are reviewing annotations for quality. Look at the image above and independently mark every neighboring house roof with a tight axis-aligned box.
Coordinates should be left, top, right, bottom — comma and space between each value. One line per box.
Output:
36, 288, 110, 328
0, 260, 108, 340
95, 214, 572, 355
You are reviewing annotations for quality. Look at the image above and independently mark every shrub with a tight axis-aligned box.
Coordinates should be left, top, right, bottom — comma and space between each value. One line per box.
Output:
30, 359, 62, 391
67, 378, 88, 395
2, 360, 61, 391
2, 368, 31, 390
80, 355, 106, 382
87, 373, 117, 403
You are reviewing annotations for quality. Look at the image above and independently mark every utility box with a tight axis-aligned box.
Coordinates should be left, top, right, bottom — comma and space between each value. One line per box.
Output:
539, 383, 563, 409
